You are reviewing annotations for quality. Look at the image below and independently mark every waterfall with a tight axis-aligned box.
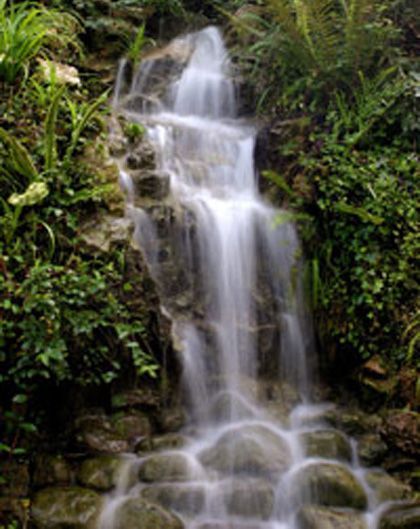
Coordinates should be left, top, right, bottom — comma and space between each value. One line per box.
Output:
104, 26, 391, 529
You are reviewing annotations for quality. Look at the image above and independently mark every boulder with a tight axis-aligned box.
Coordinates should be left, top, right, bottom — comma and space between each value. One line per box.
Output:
217, 479, 274, 520
297, 506, 367, 529
300, 430, 352, 462
292, 462, 367, 510
357, 433, 388, 466
114, 498, 183, 529
138, 452, 201, 482
365, 470, 412, 502
77, 455, 123, 491
379, 502, 420, 529
199, 424, 291, 477
31, 487, 102, 529
141, 483, 205, 515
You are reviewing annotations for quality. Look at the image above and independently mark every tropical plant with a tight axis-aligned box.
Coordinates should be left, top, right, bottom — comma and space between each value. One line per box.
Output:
0, 0, 80, 84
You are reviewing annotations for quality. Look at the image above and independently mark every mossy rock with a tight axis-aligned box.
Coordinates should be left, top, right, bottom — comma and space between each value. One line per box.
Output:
297, 506, 367, 529
300, 429, 352, 462
112, 412, 152, 441
357, 433, 388, 466
292, 462, 367, 510
31, 487, 102, 529
138, 452, 201, 482
365, 470, 412, 502
379, 501, 420, 529
199, 424, 291, 477
114, 498, 183, 529
77, 455, 124, 492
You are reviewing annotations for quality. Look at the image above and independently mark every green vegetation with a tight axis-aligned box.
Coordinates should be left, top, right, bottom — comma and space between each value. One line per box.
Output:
0, 1, 158, 459
229, 0, 419, 376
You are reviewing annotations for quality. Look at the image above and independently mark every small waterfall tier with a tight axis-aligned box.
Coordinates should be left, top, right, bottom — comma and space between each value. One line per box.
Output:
103, 26, 414, 529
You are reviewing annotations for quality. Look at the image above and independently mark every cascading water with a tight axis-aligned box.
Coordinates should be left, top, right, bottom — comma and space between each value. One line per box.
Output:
103, 26, 403, 529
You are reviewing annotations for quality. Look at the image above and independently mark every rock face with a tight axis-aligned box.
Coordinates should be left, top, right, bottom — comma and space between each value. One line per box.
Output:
199, 424, 291, 476
114, 498, 184, 529
292, 462, 367, 510
378, 502, 420, 529
31, 487, 102, 529
297, 506, 367, 529
300, 429, 352, 462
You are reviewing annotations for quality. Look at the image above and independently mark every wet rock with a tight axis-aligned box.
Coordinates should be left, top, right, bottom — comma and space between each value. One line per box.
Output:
138, 452, 199, 482
141, 483, 205, 515
297, 506, 367, 529
292, 462, 367, 510
136, 433, 187, 453
126, 142, 156, 170
31, 487, 102, 529
114, 498, 183, 529
32, 455, 72, 489
378, 501, 420, 529
74, 414, 129, 454
77, 455, 123, 491
357, 433, 388, 466
112, 412, 152, 443
218, 479, 274, 520
381, 411, 420, 457
132, 170, 170, 201
300, 429, 352, 462
365, 470, 412, 502
199, 424, 291, 477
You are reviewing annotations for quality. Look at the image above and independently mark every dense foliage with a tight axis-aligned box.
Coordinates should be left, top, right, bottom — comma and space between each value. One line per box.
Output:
0, 0, 158, 458
229, 0, 419, 376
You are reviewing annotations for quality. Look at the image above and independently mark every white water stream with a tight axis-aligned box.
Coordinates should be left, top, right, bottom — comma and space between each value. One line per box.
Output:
104, 26, 392, 529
